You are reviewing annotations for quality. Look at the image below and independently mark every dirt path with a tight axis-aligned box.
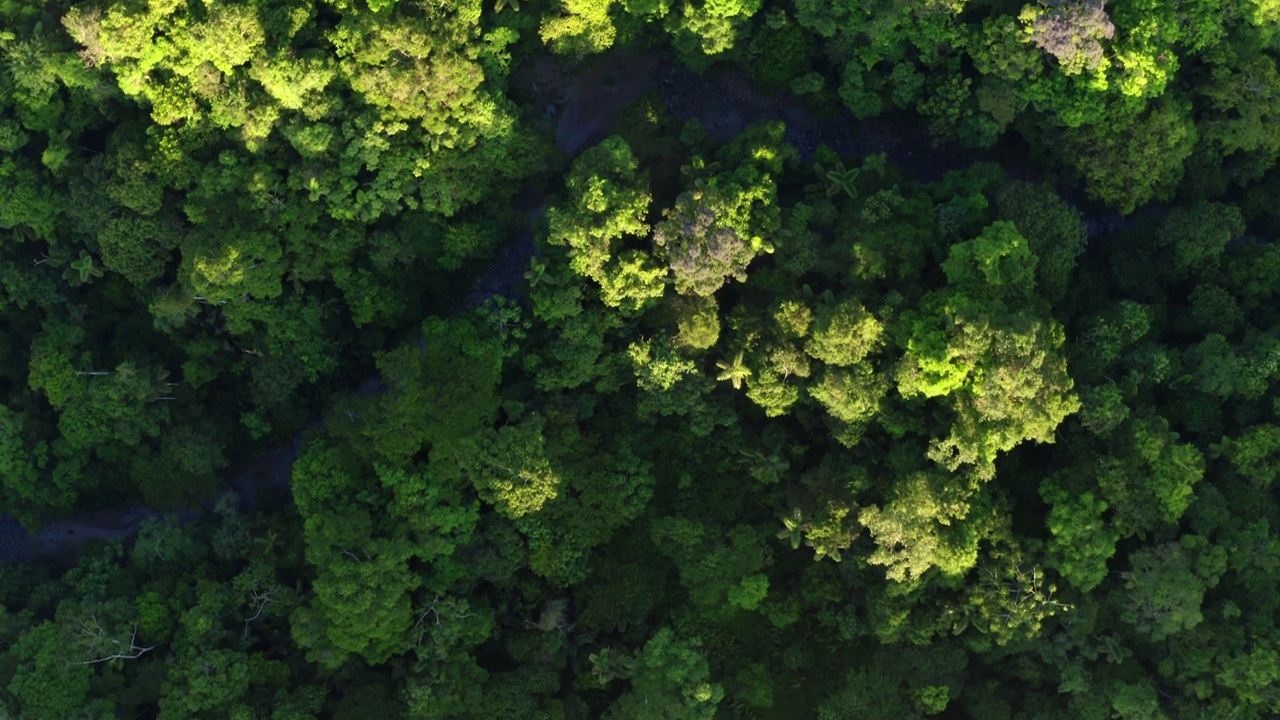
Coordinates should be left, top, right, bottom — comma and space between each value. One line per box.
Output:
554, 53, 661, 156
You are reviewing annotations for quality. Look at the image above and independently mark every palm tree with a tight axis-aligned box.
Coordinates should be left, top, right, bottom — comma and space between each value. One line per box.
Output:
679, 159, 721, 179
715, 350, 751, 390
738, 449, 789, 485
807, 161, 860, 199
146, 367, 177, 402
588, 647, 634, 683
800, 282, 835, 307
523, 256, 551, 287
495, 0, 520, 12
679, 159, 721, 201
861, 152, 888, 178
812, 539, 843, 563
777, 508, 805, 550
1095, 634, 1132, 664
66, 251, 104, 285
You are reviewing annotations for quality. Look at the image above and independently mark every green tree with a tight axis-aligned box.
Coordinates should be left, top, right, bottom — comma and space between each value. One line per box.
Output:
1097, 417, 1204, 535
804, 300, 884, 366
607, 628, 725, 720
808, 364, 889, 445
818, 645, 966, 719
673, 295, 721, 350
598, 249, 667, 315
1221, 425, 1280, 488
96, 215, 177, 287
1197, 51, 1280, 178
1041, 479, 1120, 591
4, 622, 96, 719
541, 0, 618, 58
379, 463, 479, 562
994, 182, 1087, 304
0, 405, 62, 524
547, 136, 651, 282
628, 337, 728, 435
454, 418, 563, 519
158, 649, 252, 719
1120, 536, 1226, 641
292, 509, 421, 668
57, 362, 172, 452
1157, 200, 1245, 278
651, 519, 772, 611
940, 221, 1038, 301
745, 342, 812, 418
859, 472, 984, 583
1060, 100, 1197, 213
963, 549, 1071, 647
1109, 680, 1169, 720
1216, 639, 1280, 713
362, 316, 503, 466
664, 0, 763, 60
899, 294, 1079, 472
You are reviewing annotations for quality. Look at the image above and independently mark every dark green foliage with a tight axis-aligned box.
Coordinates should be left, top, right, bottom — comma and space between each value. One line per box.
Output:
995, 182, 1087, 305
0, 1, 1278, 718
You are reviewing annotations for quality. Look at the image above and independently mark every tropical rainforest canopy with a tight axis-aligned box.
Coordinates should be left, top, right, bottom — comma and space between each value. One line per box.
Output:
2, 0, 1280, 717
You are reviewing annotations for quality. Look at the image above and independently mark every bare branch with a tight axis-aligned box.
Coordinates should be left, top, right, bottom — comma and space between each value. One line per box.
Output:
78, 626, 156, 665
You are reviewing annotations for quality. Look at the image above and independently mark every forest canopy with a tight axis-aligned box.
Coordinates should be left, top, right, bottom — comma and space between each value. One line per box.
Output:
1, 0, 1280, 718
